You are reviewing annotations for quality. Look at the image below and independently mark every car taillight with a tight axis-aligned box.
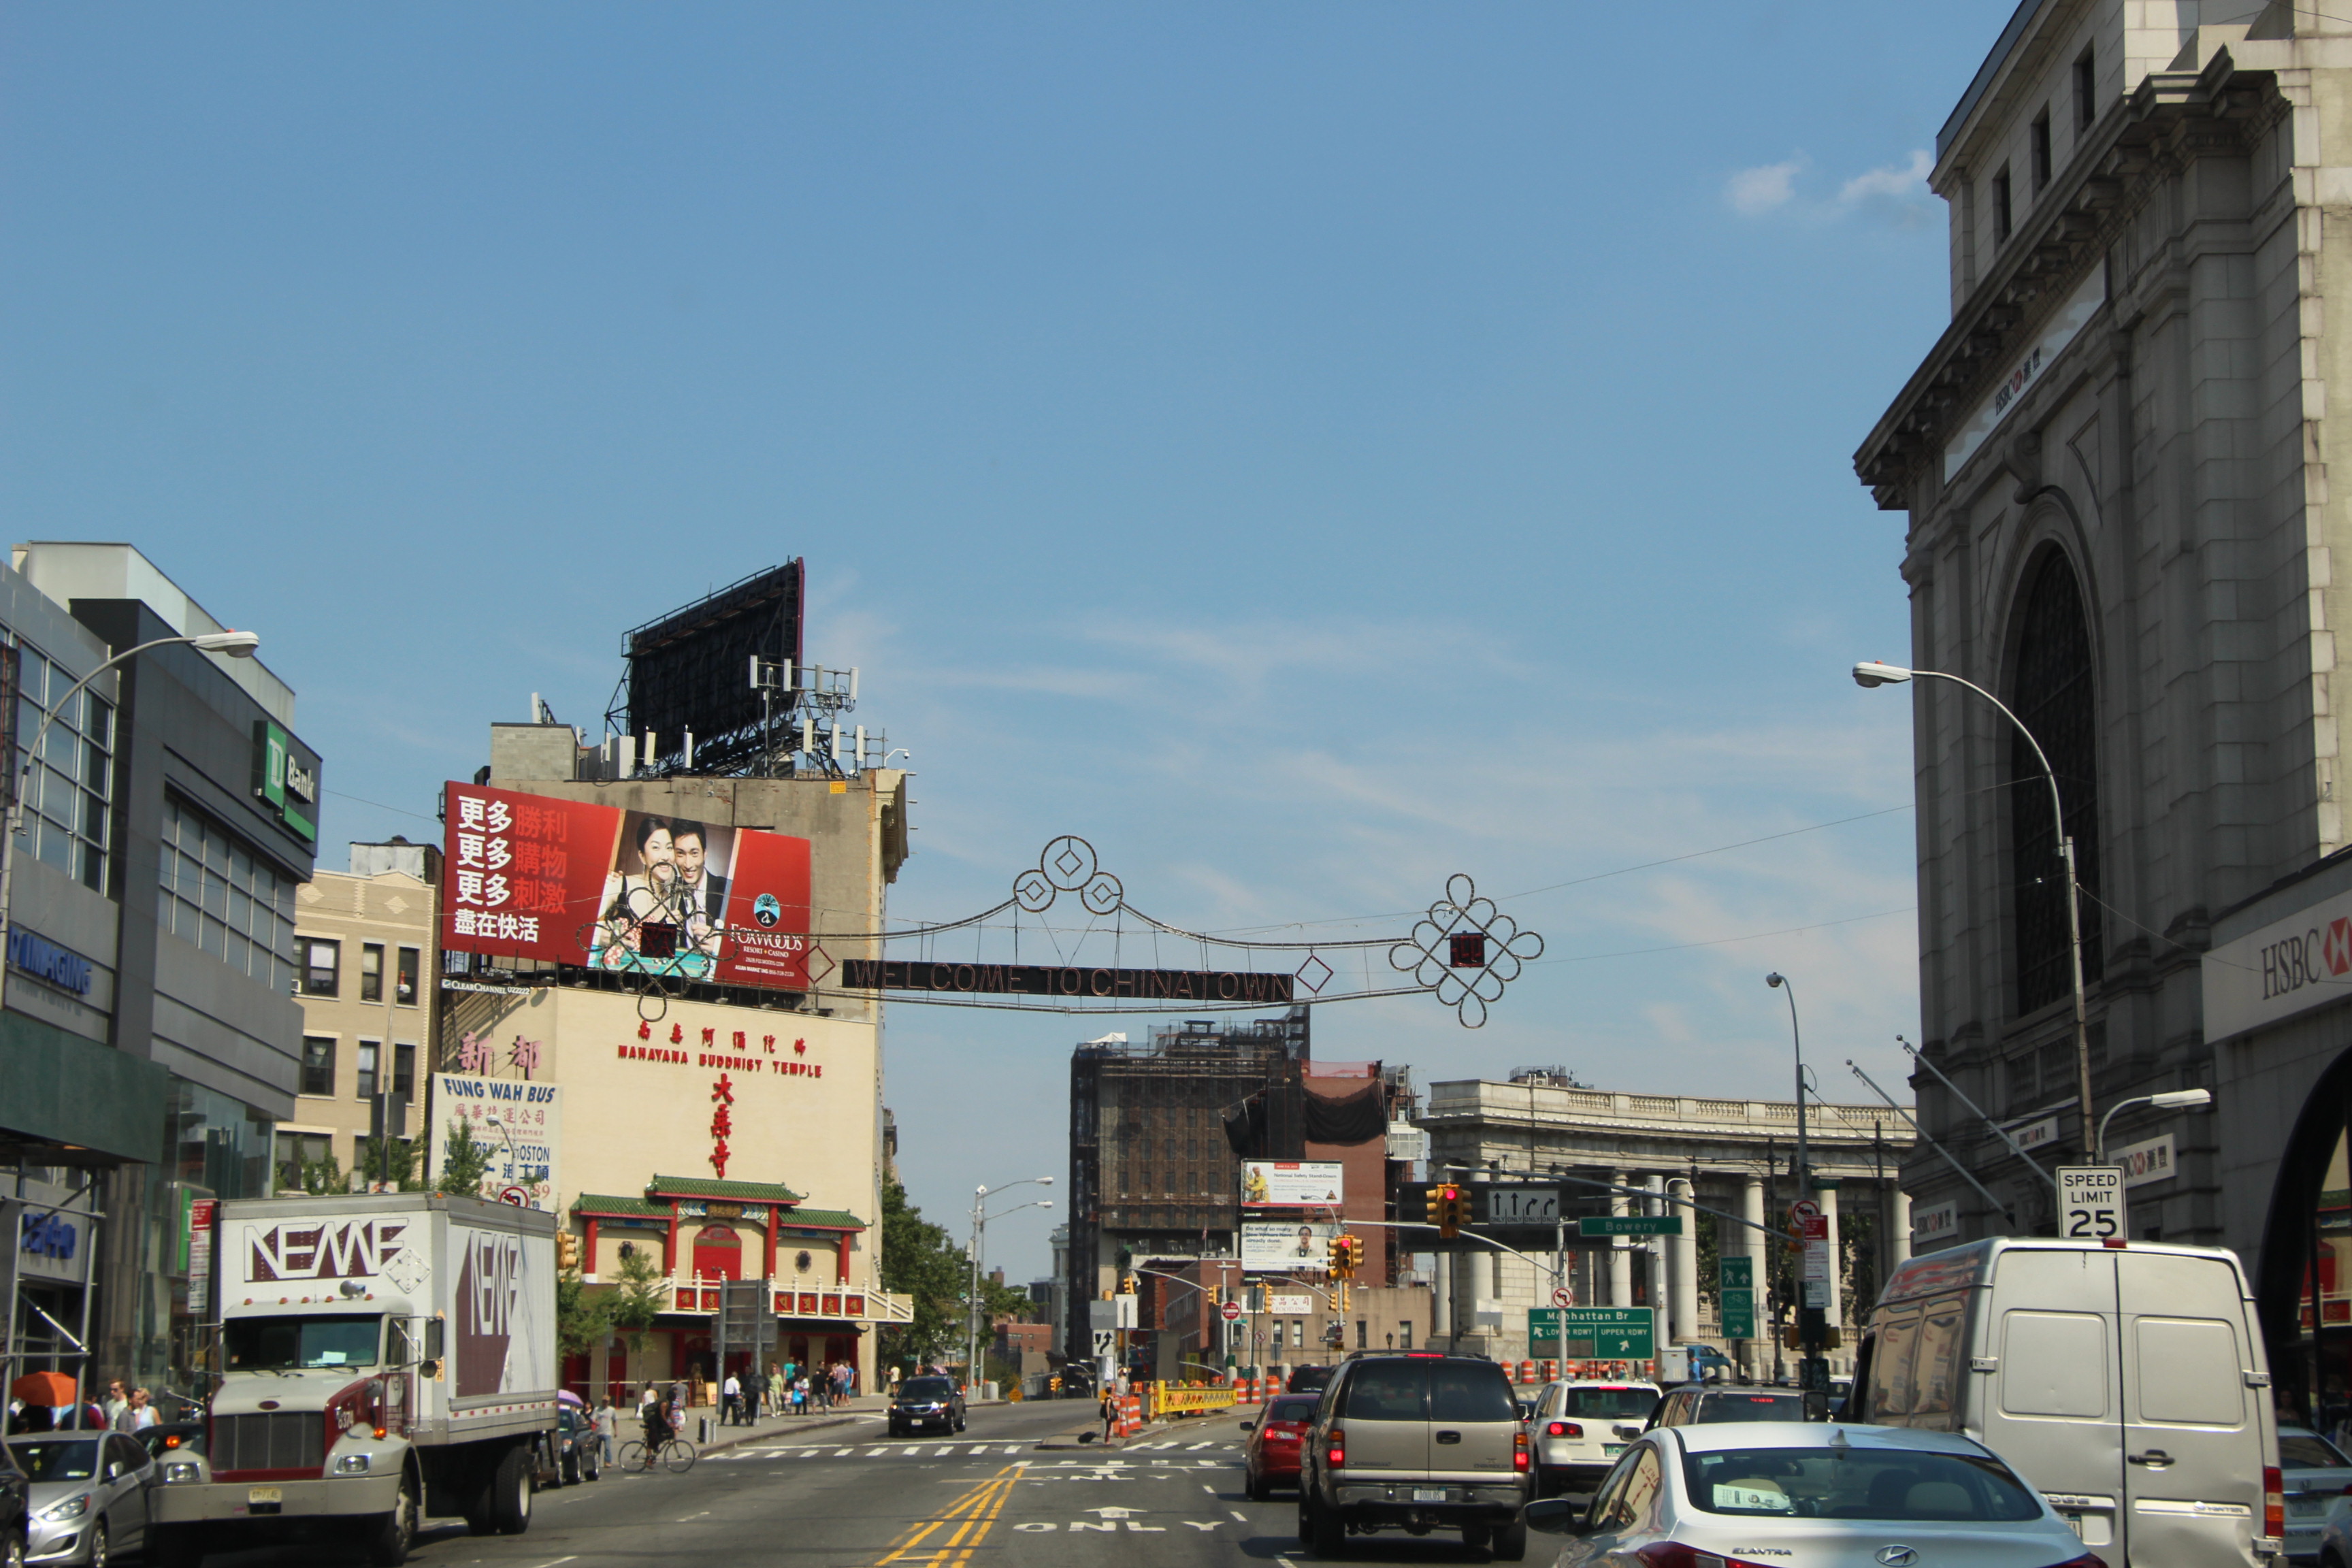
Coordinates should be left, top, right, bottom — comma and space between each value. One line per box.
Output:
1544, 1420, 1582, 1438
1514, 1431, 1529, 1473
1633, 1544, 1784, 1567
2036, 1556, 2111, 1568
1326, 1426, 1345, 1468
2266, 1465, 2285, 1538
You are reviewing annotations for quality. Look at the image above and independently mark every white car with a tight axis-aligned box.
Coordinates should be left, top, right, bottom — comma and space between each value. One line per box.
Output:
2283, 1426, 2352, 1562
10, 1432, 158, 1568
1525, 1420, 2104, 1568
1529, 1380, 1660, 1497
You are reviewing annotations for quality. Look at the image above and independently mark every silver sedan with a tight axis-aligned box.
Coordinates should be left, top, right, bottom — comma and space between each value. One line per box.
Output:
8, 1433, 154, 1568
1526, 1421, 2103, 1568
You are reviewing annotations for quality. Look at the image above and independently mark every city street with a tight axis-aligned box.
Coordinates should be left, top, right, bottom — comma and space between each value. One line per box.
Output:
191, 1399, 1498, 1568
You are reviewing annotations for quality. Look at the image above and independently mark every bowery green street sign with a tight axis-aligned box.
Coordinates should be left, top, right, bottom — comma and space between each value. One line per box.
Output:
1579, 1215, 1683, 1237
1527, 1306, 1656, 1359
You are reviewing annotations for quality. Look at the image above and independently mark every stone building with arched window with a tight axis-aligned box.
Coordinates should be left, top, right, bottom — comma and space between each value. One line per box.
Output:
1854, 3, 2352, 1411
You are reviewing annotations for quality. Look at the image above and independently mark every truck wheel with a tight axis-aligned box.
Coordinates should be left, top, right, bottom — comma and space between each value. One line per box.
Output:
1490, 1519, 1529, 1562
491, 1441, 534, 1535
1462, 1522, 1492, 1548
363, 1471, 418, 1566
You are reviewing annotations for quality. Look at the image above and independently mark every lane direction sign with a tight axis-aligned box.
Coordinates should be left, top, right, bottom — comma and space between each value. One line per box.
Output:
1528, 1306, 1655, 1359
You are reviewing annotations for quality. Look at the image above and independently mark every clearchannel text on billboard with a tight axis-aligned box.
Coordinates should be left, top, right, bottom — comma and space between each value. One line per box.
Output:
440, 781, 812, 990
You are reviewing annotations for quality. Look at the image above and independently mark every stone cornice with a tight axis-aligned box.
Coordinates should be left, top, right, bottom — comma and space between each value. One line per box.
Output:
1853, 50, 2281, 512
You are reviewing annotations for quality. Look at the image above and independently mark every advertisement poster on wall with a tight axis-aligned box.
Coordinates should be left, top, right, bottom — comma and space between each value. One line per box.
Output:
430, 1073, 563, 1210
439, 781, 813, 990
1239, 1160, 1345, 1208
1241, 1220, 1341, 1274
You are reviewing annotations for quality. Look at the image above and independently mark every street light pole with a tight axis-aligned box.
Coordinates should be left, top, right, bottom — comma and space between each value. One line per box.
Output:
965, 1177, 1051, 1395
1765, 972, 1827, 1391
1856, 661, 2095, 1169
0, 630, 261, 1017
2095, 1089, 2212, 1166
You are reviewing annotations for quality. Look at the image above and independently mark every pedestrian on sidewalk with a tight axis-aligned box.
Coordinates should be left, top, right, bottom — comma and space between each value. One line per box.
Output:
744, 1366, 767, 1424
1098, 1388, 1115, 1443
721, 1370, 741, 1426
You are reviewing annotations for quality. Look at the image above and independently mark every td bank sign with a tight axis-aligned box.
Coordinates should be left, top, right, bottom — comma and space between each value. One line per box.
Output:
2204, 890, 2352, 1041
252, 720, 318, 844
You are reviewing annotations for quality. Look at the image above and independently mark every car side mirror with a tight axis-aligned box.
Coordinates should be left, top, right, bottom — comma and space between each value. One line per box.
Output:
1239, 1420, 1255, 1431
417, 1359, 440, 1380
1524, 1499, 1584, 1536
1517, 1401, 1535, 1422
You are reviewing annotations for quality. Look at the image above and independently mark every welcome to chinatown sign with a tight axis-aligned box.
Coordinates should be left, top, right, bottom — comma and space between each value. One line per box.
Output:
840, 960, 1293, 1003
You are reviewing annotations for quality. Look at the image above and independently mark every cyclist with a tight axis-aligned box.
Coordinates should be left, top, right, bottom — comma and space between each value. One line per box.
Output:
642, 1385, 672, 1455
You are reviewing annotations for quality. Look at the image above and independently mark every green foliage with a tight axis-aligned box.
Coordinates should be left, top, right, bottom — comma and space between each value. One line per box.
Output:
1841, 1209, 1878, 1322
609, 1245, 668, 1354
980, 1276, 1033, 1323
878, 1174, 965, 1369
353, 1136, 423, 1192
556, 1258, 612, 1358
434, 1118, 495, 1198
1694, 1210, 1720, 1307
279, 1145, 346, 1196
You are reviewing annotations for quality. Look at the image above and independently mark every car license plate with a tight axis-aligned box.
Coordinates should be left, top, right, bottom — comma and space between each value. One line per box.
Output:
1413, 1488, 1448, 1503
248, 1486, 282, 1513
1603, 1443, 1627, 1456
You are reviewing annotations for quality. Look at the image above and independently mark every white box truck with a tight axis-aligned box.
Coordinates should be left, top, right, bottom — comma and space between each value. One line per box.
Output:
150, 1192, 559, 1567
1844, 1236, 2282, 1567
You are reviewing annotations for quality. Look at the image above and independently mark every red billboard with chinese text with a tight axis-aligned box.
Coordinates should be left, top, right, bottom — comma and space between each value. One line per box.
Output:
442, 782, 813, 989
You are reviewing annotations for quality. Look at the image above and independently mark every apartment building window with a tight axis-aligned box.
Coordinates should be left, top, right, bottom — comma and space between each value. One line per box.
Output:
2074, 48, 2095, 131
2030, 109, 2052, 193
301, 1037, 336, 1097
395, 947, 419, 1005
1400, 1320, 1414, 1350
300, 938, 340, 996
361, 943, 383, 1002
160, 795, 297, 991
1356, 1320, 1368, 1350
393, 1043, 416, 1099
13, 641, 114, 892
1992, 165, 2014, 243
356, 1041, 380, 1100
277, 1130, 333, 1191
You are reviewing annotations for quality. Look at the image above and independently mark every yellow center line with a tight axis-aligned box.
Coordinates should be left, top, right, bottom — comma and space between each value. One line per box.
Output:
871, 1465, 1025, 1567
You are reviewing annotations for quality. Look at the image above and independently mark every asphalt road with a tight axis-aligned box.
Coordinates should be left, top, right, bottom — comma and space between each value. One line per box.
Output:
186, 1396, 1516, 1568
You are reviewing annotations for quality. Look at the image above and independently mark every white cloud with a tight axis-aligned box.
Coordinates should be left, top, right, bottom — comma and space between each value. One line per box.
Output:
1725, 159, 1803, 216
1839, 150, 1933, 206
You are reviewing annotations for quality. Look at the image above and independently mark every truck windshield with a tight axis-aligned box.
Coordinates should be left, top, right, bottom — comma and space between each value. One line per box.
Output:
224, 1313, 381, 1370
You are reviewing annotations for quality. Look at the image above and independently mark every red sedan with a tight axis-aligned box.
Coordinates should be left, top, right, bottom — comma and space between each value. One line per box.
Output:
1241, 1394, 1324, 1500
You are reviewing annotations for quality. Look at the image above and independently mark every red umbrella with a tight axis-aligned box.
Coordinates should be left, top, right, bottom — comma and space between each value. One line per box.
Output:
10, 1371, 76, 1407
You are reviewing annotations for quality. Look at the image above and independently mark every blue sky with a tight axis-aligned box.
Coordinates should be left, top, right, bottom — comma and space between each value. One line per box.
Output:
1, 3, 2015, 1279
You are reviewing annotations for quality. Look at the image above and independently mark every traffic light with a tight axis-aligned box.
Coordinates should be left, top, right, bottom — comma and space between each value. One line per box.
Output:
1434, 1183, 1464, 1239
1424, 1185, 1448, 1230
1340, 1235, 1366, 1277
1119, 1273, 1137, 1295
1328, 1235, 1353, 1277
557, 1232, 581, 1271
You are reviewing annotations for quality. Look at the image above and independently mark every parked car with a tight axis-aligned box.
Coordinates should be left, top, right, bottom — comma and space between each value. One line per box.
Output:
1529, 1380, 1659, 1496
1241, 1394, 1324, 1500
1296, 1351, 1531, 1560
0, 1439, 27, 1568
1524, 1420, 2102, 1567
1646, 1383, 1813, 1430
1843, 1237, 2279, 1565
1286, 1366, 1335, 1395
555, 1406, 600, 1486
134, 1424, 209, 1493
10, 1431, 158, 1567
889, 1375, 966, 1437
2278, 1425, 2351, 1562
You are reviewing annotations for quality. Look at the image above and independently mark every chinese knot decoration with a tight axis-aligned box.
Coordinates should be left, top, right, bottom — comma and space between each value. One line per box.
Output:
709, 1073, 736, 1177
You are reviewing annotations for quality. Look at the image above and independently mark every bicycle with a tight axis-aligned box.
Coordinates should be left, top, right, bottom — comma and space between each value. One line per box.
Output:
616, 1431, 698, 1474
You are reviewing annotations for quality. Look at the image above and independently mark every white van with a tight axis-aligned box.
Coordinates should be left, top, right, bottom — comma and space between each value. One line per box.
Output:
1845, 1237, 2283, 1567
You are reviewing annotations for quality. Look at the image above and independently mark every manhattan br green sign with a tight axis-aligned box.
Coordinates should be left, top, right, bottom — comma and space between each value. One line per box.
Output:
1579, 1215, 1683, 1237
1527, 1306, 1656, 1359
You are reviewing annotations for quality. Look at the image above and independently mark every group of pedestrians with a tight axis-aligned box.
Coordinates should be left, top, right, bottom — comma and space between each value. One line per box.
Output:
5, 1379, 162, 1435
719, 1357, 858, 1422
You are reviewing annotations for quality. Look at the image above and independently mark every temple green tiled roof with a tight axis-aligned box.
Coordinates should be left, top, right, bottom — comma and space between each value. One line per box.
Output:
572, 1194, 667, 1218
645, 1175, 805, 1203
774, 1209, 867, 1231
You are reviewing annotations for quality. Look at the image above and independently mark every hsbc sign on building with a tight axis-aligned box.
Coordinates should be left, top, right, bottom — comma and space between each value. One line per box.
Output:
2204, 892, 2352, 1041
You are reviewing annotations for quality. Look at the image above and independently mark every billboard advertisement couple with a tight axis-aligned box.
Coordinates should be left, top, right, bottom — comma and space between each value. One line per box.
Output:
442, 782, 813, 990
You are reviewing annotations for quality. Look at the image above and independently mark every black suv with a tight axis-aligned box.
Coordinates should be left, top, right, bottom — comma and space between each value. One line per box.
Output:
1296, 1352, 1531, 1560
889, 1375, 967, 1437
1643, 1382, 1817, 1429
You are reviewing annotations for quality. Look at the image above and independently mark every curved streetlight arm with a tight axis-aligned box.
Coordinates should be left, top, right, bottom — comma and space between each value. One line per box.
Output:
2095, 1088, 2212, 1164
0, 632, 261, 1021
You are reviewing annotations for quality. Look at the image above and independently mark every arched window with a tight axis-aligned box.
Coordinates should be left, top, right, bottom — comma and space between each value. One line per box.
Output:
2010, 549, 2104, 1015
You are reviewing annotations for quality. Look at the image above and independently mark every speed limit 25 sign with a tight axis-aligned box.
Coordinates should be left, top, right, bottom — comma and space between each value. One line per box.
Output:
2057, 1165, 2123, 1241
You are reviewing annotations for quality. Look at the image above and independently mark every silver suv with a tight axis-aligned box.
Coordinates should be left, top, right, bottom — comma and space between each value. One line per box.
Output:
1296, 1352, 1531, 1560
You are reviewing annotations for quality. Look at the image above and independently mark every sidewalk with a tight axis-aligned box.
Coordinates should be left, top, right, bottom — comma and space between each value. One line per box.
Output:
679, 1392, 892, 1457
